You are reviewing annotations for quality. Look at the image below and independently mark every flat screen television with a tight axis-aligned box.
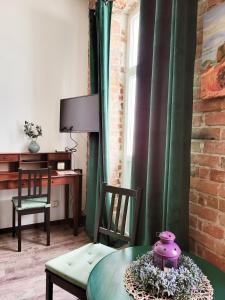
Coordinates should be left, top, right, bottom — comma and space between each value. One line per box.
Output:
60, 94, 99, 132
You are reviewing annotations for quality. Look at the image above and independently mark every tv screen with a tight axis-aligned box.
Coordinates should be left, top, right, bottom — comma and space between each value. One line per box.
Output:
60, 94, 99, 132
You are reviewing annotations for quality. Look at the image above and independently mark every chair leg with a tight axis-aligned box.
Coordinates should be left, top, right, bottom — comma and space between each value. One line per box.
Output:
46, 208, 50, 246
44, 211, 47, 232
18, 213, 21, 252
46, 272, 53, 300
12, 206, 15, 237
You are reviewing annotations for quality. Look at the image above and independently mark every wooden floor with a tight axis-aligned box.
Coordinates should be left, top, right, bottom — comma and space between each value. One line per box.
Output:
0, 224, 90, 300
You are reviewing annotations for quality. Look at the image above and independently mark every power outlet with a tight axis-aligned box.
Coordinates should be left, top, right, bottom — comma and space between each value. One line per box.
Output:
52, 200, 59, 208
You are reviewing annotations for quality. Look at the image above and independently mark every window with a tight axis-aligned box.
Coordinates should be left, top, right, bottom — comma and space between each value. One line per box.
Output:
123, 9, 140, 187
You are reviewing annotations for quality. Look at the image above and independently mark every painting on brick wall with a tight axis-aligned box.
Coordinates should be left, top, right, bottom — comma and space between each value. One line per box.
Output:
201, 3, 225, 100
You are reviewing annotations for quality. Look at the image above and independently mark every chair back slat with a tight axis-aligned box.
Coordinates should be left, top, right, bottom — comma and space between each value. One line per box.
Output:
94, 182, 141, 246
107, 193, 115, 230
28, 173, 31, 196
120, 194, 129, 235
39, 173, 42, 195
34, 173, 37, 196
114, 193, 122, 232
17, 168, 52, 208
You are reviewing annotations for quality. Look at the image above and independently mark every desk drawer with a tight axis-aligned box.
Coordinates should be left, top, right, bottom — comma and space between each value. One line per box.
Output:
48, 153, 71, 161
0, 154, 19, 162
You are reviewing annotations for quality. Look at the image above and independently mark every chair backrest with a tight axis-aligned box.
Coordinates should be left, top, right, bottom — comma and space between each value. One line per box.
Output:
94, 183, 141, 246
17, 167, 52, 208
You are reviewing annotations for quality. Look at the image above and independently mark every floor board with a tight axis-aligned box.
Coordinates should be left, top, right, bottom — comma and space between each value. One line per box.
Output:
0, 224, 90, 300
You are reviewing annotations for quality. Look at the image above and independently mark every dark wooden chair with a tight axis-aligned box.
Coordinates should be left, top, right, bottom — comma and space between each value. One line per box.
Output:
45, 182, 141, 300
12, 167, 51, 252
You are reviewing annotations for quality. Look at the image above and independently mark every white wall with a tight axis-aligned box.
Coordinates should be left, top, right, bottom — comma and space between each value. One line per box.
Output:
0, 0, 89, 228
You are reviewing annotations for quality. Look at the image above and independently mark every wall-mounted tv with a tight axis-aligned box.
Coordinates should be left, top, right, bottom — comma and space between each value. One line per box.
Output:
60, 94, 99, 132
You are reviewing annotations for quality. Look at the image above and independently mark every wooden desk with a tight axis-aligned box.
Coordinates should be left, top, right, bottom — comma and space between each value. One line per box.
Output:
0, 152, 82, 235
87, 246, 225, 300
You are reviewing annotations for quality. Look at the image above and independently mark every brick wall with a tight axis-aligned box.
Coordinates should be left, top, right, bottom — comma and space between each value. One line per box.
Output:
190, 0, 225, 272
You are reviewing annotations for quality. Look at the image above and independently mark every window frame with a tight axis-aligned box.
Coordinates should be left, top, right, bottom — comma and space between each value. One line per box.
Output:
122, 7, 140, 188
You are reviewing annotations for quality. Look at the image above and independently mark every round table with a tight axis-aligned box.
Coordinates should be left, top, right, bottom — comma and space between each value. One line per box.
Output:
87, 246, 225, 300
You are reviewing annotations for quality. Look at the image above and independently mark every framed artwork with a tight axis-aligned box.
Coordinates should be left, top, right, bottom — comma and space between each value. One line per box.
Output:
201, 3, 225, 100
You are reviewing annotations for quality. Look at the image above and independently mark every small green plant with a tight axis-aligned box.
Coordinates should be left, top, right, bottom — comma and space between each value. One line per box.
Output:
24, 121, 42, 139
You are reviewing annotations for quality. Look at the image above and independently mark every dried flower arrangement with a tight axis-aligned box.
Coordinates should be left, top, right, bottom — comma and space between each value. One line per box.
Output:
24, 121, 42, 140
124, 251, 213, 300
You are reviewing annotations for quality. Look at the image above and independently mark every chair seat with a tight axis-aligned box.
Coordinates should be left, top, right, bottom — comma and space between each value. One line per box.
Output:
12, 196, 50, 210
45, 243, 116, 289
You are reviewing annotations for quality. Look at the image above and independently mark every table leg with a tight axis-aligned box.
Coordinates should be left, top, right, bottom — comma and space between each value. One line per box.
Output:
72, 176, 80, 235
64, 184, 69, 220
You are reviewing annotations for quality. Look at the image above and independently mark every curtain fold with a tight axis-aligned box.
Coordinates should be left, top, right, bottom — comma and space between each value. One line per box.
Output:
131, 0, 197, 249
85, 1, 112, 239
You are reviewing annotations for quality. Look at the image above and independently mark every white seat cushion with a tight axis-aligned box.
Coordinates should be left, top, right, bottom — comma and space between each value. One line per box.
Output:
12, 196, 50, 210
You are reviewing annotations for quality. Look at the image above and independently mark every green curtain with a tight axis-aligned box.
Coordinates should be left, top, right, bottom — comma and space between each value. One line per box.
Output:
85, 1, 112, 238
131, 0, 197, 250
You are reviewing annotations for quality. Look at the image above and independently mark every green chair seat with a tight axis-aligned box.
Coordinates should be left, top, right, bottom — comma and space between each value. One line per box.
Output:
12, 196, 50, 210
45, 243, 116, 289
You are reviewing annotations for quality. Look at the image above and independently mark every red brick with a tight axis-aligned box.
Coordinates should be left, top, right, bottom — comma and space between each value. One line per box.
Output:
192, 115, 203, 127
189, 190, 198, 203
198, 243, 225, 272
219, 199, 225, 212
192, 127, 220, 140
190, 177, 218, 195
191, 165, 199, 177
207, 196, 219, 209
193, 85, 201, 99
205, 251, 225, 273
203, 141, 225, 155
213, 239, 225, 257
217, 185, 225, 198
198, 219, 203, 231
189, 215, 198, 228
191, 153, 220, 168
210, 169, 225, 183
196, 235, 225, 258
193, 98, 225, 112
205, 111, 225, 125
221, 129, 225, 140
198, 195, 207, 206
221, 157, 225, 168
196, 243, 204, 257
189, 203, 218, 221
189, 228, 213, 248
199, 167, 210, 179
191, 141, 201, 153
219, 215, 225, 226
202, 223, 224, 239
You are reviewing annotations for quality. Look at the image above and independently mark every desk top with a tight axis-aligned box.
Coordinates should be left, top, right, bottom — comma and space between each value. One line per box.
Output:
87, 246, 225, 300
0, 170, 81, 181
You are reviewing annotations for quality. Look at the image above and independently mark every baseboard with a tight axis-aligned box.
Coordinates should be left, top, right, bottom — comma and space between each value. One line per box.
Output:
0, 215, 86, 234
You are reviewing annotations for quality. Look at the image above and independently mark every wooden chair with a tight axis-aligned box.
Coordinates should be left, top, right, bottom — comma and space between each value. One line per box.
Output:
12, 167, 51, 252
45, 182, 141, 300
